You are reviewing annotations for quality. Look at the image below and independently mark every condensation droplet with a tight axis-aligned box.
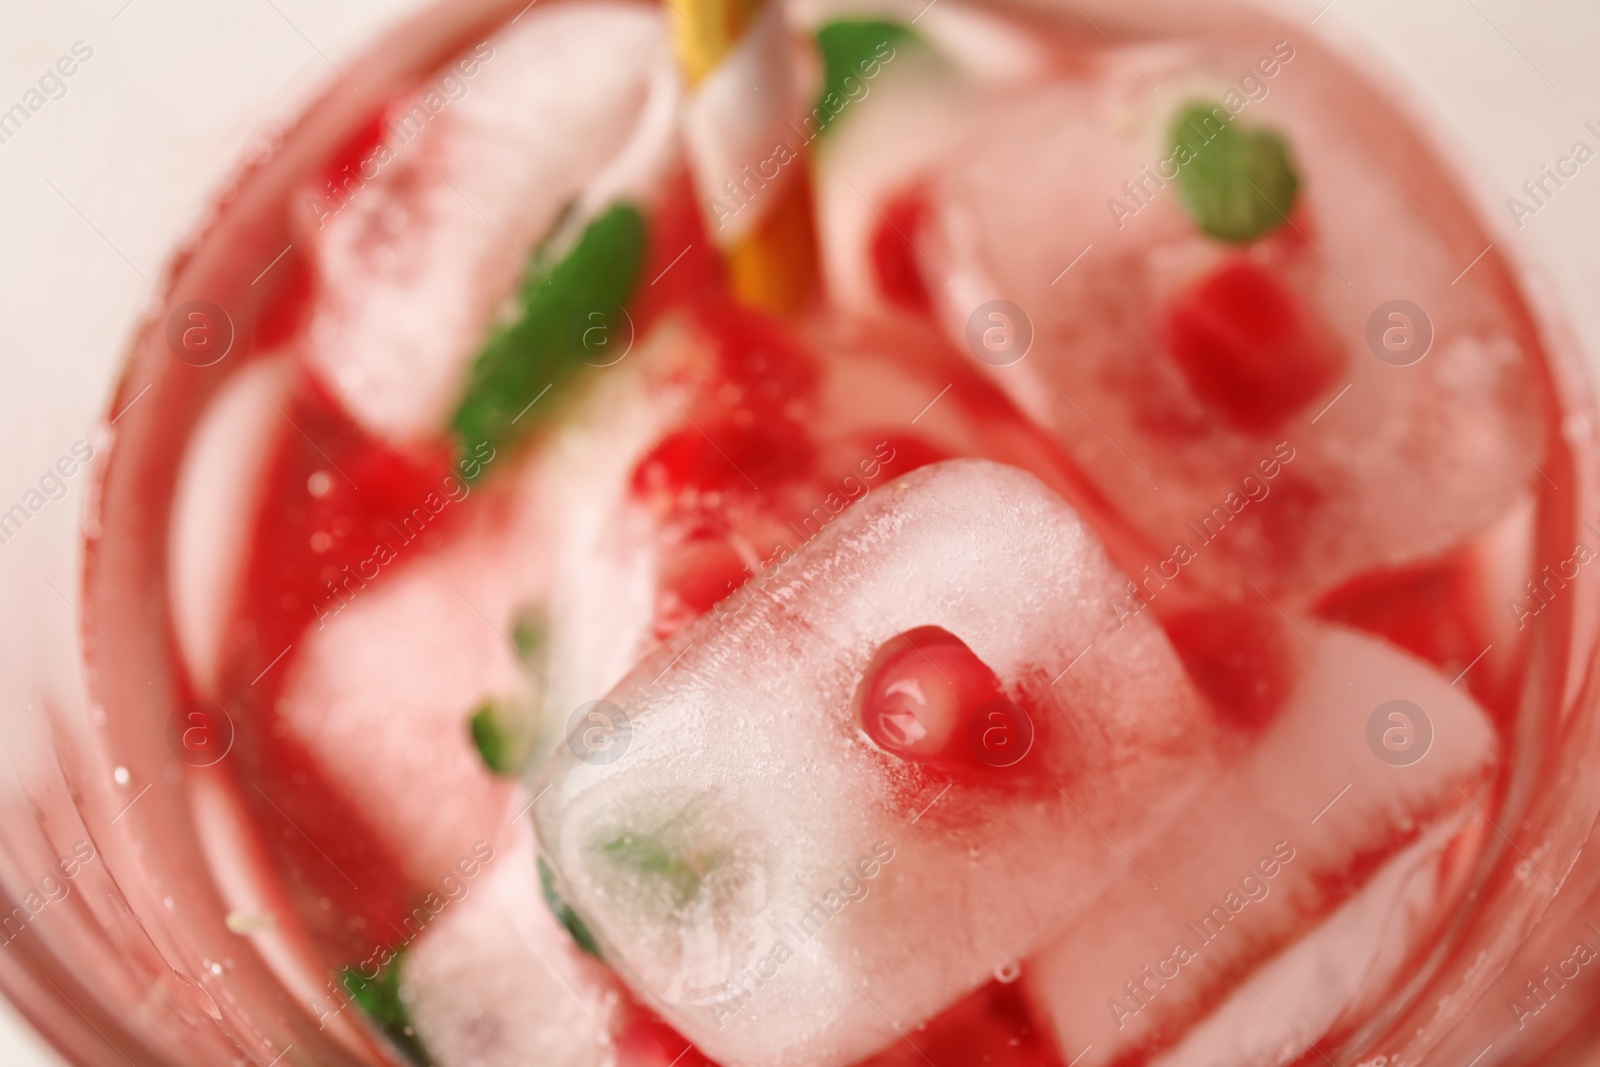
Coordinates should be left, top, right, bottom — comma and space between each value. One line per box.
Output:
994, 960, 1022, 984
113, 766, 130, 786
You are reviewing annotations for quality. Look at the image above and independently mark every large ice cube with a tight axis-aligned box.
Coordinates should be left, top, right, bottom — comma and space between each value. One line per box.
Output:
277, 508, 534, 885
534, 459, 1219, 1067
1023, 624, 1498, 1066
914, 23, 1545, 601
401, 827, 624, 1067
1149, 812, 1475, 1067
300, 2, 679, 443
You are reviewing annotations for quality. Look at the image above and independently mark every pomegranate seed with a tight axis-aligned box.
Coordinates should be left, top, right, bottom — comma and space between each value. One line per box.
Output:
856, 627, 1035, 772
630, 419, 814, 502
869, 187, 935, 314
1160, 257, 1343, 432
1165, 603, 1294, 732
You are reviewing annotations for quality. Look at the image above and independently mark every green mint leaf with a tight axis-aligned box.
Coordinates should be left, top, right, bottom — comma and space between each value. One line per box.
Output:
539, 858, 601, 958
813, 20, 915, 137
341, 956, 429, 1065
450, 203, 647, 470
599, 829, 722, 909
511, 611, 544, 661
1171, 102, 1300, 244
468, 702, 524, 777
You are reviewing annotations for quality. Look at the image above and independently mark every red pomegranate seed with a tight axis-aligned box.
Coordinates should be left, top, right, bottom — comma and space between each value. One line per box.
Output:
869, 187, 935, 314
1165, 602, 1294, 732
1160, 257, 1344, 432
630, 418, 815, 502
856, 627, 1035, 772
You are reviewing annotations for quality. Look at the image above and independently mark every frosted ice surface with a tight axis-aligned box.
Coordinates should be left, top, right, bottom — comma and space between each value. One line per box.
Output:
534, 459, 1217, 1067
1023, 624, 1497, 1065
403, 826, 623, 1067
919, 36, 1544, 600
1150, 813, 1470, 1067
277, 511, 531, 885
301, 3, 676, 442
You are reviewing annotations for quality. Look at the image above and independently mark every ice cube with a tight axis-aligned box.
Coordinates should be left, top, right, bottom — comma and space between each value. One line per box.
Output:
168, 356, 291, 699
1149, 812, 1476, 1067
401, 826, 624, 1067
915, 27, 1545, 601
277, 510, 533, 885
1022, 624, 1498, 1066
301, 2, 679, 443
534, 459, 1220, 1067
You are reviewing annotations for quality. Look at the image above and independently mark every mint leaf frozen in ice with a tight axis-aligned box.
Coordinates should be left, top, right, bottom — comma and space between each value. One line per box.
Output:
1171, 102, 1300, 244
451, 203, 646, 469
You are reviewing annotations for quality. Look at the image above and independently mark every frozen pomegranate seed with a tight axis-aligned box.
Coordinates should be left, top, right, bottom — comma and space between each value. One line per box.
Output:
856, 626, 1033, 771
1160, 257, 1344, 433
1165, 603, 1295, 733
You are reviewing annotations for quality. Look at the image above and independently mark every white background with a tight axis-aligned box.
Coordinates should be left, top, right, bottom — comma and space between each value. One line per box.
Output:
0, 0, 1597, 1064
